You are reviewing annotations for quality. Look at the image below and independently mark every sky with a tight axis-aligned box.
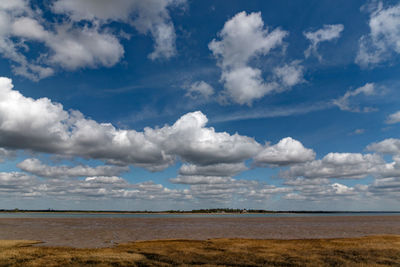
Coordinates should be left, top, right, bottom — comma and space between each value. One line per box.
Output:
0, 0, 400, 211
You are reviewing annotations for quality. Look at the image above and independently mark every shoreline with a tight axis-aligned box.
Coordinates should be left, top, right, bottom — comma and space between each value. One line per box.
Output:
1, 210, 399, 216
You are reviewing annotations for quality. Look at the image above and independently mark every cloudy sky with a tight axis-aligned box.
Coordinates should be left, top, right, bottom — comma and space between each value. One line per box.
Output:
0, 0, 400, 211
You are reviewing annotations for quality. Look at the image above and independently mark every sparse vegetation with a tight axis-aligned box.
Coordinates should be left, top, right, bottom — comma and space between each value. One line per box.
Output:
1, 235, 399, 266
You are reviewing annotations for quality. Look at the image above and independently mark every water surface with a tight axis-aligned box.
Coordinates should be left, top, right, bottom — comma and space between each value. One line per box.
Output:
0, 212, 398, 218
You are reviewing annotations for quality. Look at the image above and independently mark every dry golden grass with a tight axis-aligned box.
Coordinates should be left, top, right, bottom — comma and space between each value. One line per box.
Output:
0, 235, 399, 266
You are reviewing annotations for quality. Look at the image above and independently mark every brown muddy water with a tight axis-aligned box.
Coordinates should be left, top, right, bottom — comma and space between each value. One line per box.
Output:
0, 215, 399, 248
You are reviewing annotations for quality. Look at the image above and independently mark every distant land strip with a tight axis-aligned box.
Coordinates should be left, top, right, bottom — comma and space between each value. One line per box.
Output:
0, 208, 399, 214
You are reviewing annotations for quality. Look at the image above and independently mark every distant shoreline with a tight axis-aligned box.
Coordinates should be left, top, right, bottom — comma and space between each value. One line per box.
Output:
1, 209, 399, 214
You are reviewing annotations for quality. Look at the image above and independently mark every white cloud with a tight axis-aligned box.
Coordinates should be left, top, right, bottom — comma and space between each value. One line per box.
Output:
84, 176, 127, 184
386, 111, 400, 124
0, 77, 260, 170
283, 182, 357, 201
0, 5, 55, 81
273, 60, 304, 88
283, 177, 360, 201
367, 177, 400, 197
45, 26, 124, 70
171, 175, 290, 202
254, 137, 315, 166
304, 24, 344, 61
0, 0, 184, 80
179, 163, 247, 177
211, 101, 332, 123
367, 138, 400, 155
0, 0, 27, 10
185, 81, 214, 99
356, 2, 400, 67
11, 17, 48, 40
333, 83, 377, 112
281, 152, 384, 180
209, 11, 304, 105
209, 11, 287, 68
0, 172, 40, 197
170, 175, 232, 185
145, 111, 261, 165
219, 66, 276, 105
17, 158, 129, 179
52, 0, 184, 60
0, 168, 291, 204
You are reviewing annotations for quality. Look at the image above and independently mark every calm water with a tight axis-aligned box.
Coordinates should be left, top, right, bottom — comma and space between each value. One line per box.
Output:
0, 212, 399, 218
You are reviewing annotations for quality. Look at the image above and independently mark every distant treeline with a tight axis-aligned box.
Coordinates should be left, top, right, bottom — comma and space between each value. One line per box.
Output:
0, 209, 398, 214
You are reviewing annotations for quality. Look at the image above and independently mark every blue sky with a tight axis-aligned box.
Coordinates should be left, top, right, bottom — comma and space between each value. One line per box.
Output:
0, 0, 400, 210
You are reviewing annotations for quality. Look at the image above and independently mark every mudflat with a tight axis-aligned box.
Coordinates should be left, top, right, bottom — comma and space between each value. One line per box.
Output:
0, 215, 399, 248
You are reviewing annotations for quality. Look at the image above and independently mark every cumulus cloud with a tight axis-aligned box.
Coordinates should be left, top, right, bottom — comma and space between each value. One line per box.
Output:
273, 61, 305, 88
179, 163, 247, 177
279, 146, 400, 200
209, 11, 303, 105
0, 168, 290, 204
0, 3, 54, 80
283, 181, 358, 201
356, 2, 400, 67
0, 77, 260, 170
0, 0, 184, 80
0, 172, 40, 197
145, 111, 261, 166
184, 81, 214, 99
17, 158, 129, 179
333, 83, 377, 112
367, 177, 400, 197
171, 175, 290, 202
386, 111, 400, 124
304, 24, 344, 61
283, 177, 361, 202
281, 152, 384, 180
45, 26, 124, 70
52, 0, 184, 60
367, 138, 400, 155
170, 175, 232, 185
254, 137, 315, 166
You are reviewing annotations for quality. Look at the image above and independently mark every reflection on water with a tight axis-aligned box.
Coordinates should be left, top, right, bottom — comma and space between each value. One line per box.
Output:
0, 212, 398, 218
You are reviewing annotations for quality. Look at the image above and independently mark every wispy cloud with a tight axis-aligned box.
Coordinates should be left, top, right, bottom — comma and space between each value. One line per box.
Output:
333, 83, 378, 113
211, 101, 333, 123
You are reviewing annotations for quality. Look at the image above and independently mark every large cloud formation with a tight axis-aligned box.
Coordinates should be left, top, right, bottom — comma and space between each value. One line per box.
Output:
0, 0, 184, 80
0, 76, 399, 205
0, 77, 260, 171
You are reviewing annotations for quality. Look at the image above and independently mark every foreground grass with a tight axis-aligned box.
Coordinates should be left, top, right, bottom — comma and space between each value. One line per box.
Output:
0, 236, 399, 266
